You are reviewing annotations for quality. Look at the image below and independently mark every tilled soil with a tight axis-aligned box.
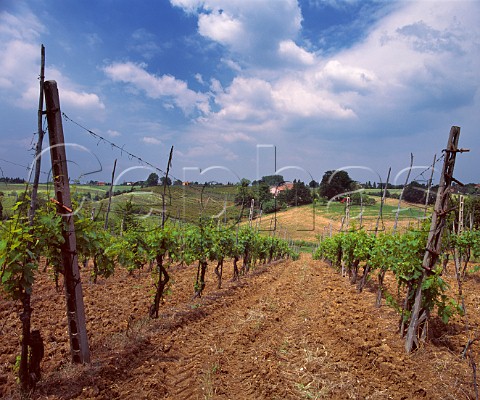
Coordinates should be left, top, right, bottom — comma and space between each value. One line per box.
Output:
1, 254, 478, 399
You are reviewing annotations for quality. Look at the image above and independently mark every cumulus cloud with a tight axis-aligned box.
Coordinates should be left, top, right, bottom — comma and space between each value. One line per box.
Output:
278, 40, 315, 66
198, 10, 243, 46
62, 90, 105, 110
104, 61, 210, 116
171, 0, 479, 155
167, 0, 356, 129
169, 0, 203, 14
0, 9, 105, 112
0, 39, 38, 91
328, 0, 480, 115
272, 78, 356, 119
173, 0, 302, 66
320, 60, 377, 94
0, 10, 46, 41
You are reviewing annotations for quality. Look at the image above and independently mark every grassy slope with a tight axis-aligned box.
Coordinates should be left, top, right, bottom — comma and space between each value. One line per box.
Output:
1, 184, 429, 244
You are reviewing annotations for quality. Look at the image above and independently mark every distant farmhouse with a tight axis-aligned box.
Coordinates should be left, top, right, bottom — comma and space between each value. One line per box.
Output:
270, 182, 294, 197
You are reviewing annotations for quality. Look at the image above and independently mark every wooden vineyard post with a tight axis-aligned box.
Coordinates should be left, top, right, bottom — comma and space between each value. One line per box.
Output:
29, 44, 46, 225
249, 199, 255, 227
345, 196, 350, 230
104, 159, 117, 230
44, 80, 90, 364
19, 44, 46, 393
458, 195, 465, 234
405, 126, 468, 353
162, 146, 174, 228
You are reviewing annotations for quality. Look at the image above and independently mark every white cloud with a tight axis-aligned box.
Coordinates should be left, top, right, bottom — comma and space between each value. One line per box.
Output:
62, 90, 105, 111
0, 39, 38, 91
142, 136, 162, 145
104, 61, 210, 116
320, 60, 377, 94
169, 0, 204, 14
278, 40, 315, 66
0, 10, 46, 41
195, 73, 205, 85
272, 77, 356, 119
221, 57, 242, 72
166, 0, 479, 155
329, 0, 480, 115
0, 9, 105, 113
211, 73, 355, 125
198, 10, 243, 46
176, 0, 302, 66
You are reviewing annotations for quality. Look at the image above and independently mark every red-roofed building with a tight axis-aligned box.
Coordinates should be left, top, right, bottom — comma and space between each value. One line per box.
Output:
270, 182, 294, 197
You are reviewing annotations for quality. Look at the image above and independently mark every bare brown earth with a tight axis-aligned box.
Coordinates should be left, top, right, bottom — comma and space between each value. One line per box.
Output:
1, 254, 479, 399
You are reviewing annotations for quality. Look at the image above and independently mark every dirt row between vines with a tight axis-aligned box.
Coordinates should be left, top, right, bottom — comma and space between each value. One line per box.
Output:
1, 254, 478, 399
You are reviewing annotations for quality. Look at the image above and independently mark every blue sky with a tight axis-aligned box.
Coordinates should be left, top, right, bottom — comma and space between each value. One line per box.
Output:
0, 0, 479, 187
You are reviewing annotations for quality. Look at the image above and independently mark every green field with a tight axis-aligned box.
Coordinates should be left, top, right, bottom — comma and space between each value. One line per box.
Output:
1, 183, 429, 240
318, 197, 426, 220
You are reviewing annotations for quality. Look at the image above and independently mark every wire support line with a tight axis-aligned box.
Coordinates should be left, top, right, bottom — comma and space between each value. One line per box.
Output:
0, 158, 49, 176
62, 113, 169, 178
61, 113, 243, 199
411, 153, 445, 184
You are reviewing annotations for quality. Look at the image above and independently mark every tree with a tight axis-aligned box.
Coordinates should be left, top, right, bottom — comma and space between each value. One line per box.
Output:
402, 181, 435, 205
319, 170, 355, 199
117, 199, 139, 232
262, 199, 284, 213
235, 179, 253, 206
254, 181, 274, 205
146, 172, 159, 186
261, 175, 284, 187
349, 192, 376, 206
160, 176, 172, 186
309, 180, 319, 188
278, 180, 312, 206
240, 178, 251, 187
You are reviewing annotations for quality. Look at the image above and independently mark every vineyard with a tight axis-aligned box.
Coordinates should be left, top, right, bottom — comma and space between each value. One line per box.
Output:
2, 215, 480, 398
2, 183, 480, 398
1, 79, 479, 398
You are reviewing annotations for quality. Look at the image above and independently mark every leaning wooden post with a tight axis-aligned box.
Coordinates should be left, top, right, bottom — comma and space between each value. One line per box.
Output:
405, 126, 468, 353
44, 80, 90, 364
162, 146, 173, 228
29, 44, 46, 225
345, 196, 350, 230
458, 195, 465, 234
19, 44, 46, 393
104, 159, 117, 230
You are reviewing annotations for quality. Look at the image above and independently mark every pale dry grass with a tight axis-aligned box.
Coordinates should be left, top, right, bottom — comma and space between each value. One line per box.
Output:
255, 200, 424, 243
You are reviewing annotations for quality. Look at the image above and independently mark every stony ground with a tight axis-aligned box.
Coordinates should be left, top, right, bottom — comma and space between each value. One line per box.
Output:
1, 254, 479, 399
